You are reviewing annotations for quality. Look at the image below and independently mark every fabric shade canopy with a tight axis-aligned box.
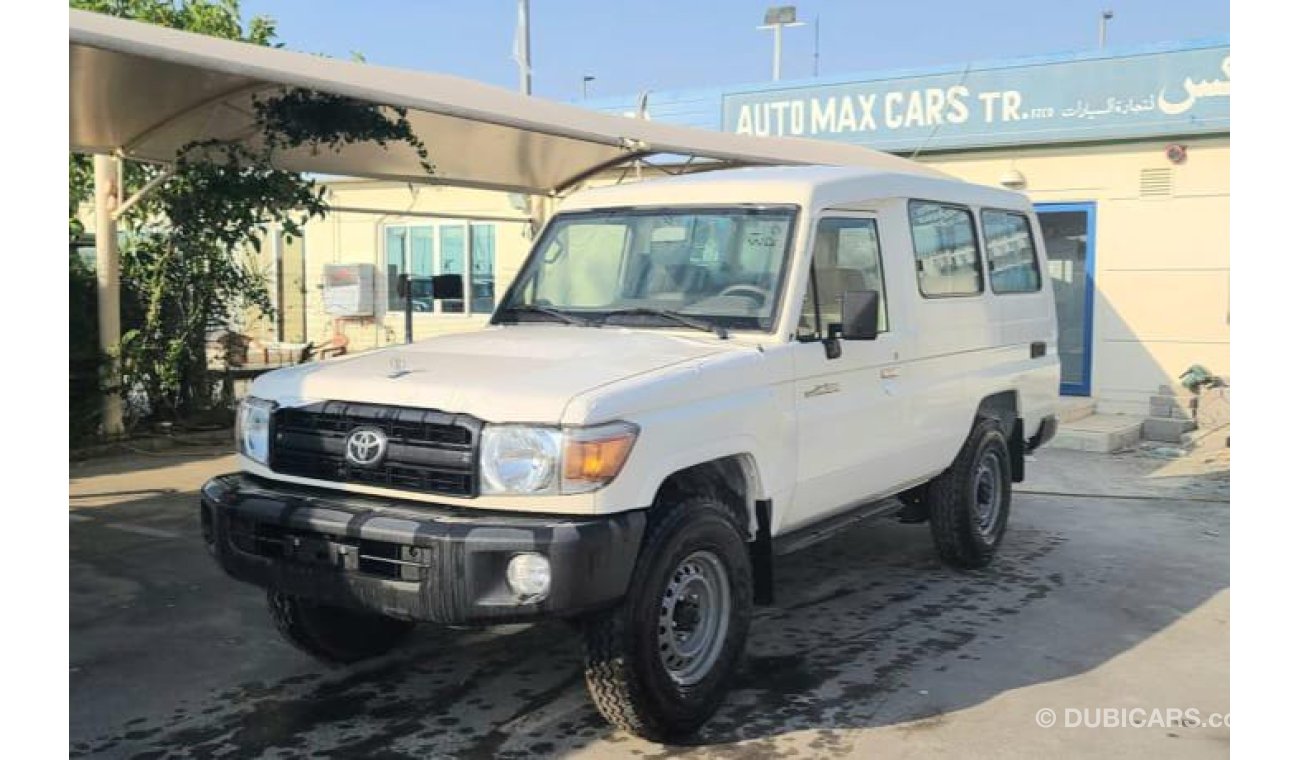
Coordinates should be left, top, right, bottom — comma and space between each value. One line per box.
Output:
70, 9, 944, 196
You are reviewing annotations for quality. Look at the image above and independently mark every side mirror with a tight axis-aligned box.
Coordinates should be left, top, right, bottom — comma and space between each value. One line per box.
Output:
835, 290, 880, 341
430, 273, 464, 300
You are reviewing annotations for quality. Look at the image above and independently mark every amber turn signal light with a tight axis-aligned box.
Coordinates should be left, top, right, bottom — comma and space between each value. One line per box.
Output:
561, 422, 639, 493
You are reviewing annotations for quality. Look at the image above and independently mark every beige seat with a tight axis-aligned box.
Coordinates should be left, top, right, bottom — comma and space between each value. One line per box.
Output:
801, 226, 868, 329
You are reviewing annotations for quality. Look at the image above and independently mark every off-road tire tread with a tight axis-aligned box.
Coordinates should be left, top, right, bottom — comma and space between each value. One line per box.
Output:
267, 591, 414, 664
927, 417, 1011, 569
582, 497, 751, 741
584, 609, 657, 737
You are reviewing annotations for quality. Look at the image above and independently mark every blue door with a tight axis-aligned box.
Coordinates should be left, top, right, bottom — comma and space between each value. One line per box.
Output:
1035, 203, 1095, 396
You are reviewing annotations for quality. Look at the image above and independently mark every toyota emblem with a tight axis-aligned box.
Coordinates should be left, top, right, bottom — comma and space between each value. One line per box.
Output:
345, 427, 388, 467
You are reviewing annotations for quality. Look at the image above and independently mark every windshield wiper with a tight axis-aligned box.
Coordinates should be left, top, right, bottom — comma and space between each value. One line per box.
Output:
499, 304, 598, 327
600, 308, 729, 339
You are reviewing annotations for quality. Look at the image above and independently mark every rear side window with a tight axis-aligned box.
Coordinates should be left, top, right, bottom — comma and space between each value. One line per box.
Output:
909, 201, 983, 297
981, 210, 1042, 293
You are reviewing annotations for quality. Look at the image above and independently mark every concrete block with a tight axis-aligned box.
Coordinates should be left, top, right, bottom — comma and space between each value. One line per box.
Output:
1142, 417, 1197, 443
1047, 414, 1143, 453
1148, 399, 1196, 421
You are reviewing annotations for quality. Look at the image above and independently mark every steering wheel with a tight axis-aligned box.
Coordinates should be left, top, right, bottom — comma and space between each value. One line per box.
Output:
717, 284, 770, 306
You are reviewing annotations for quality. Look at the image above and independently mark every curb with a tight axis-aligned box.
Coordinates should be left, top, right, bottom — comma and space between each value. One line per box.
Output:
70, 428, 233, 462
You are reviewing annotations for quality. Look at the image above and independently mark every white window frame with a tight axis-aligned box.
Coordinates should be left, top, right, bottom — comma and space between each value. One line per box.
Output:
798, 212, 891, 339
383, 220, 496, 318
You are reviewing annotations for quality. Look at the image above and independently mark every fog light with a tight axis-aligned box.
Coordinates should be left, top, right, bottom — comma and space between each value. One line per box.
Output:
506, 552, 551, 600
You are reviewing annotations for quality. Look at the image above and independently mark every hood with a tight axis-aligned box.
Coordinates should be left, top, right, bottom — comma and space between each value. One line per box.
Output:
249, 324, 735, 423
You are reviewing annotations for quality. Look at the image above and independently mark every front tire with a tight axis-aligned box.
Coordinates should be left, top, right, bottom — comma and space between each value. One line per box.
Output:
582, 497, 753, 741
267, 591, 414, 664
926, 417, 1013, 569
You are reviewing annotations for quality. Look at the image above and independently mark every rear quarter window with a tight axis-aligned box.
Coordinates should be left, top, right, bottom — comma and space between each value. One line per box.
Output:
981, 209, 1043, 294
908, 201, 983, 297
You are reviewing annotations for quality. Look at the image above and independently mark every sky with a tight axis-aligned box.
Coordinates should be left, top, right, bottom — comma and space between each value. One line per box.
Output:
239, 1, 1230, 101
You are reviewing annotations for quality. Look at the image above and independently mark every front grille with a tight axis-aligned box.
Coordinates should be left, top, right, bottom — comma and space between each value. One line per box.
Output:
270, 401, 481, 497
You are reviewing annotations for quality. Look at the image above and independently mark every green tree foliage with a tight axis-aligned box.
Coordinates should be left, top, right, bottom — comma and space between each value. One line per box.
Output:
68, 155, 93, 239
69, 246, 103, 441
68, 0, 276, 221
69, 1, 289, 431
72, 0, 275, 43
69, 0, 432, 434
115, 142, 329, 422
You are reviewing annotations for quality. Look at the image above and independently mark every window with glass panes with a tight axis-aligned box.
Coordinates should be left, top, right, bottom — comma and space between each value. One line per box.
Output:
385, 222, 496, 314
908, 201, 983, 297
980, 209, 1042, 294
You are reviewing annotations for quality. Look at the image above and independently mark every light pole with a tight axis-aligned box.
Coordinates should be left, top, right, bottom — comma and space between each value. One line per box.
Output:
582, 75, 595, 99
812, 15, 820, 77
515, 0, 531, 94
758, 6, 805, 82
1098, 9, 1114, 48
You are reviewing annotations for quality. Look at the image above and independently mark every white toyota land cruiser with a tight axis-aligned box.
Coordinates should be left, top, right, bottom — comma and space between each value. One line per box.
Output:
202, 164, 1059, 741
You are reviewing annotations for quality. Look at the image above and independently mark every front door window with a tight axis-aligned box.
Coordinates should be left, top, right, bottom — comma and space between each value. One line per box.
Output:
797, 216, 889, 337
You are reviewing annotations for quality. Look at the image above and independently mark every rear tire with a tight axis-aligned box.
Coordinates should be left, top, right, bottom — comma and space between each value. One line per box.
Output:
582, 497, 753, 741
926, 417, 1012, 569
267, 591, 414, 664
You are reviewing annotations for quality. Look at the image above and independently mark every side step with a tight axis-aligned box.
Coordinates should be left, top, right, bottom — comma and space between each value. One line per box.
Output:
753, 491, 919, 605
771, 498, 902, 558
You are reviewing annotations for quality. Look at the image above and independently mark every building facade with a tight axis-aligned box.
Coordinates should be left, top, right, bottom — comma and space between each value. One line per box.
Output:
255, 39, 1228, 416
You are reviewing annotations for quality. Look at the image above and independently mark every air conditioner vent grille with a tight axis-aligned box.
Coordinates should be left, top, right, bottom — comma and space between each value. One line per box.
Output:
1140, 168, 1173, 197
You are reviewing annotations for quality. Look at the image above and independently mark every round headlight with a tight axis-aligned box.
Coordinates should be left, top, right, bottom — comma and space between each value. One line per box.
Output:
480, 426, 561, 494
506, 552, 551, 600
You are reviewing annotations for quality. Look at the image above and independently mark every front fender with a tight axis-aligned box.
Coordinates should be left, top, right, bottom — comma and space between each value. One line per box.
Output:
572, 348, 798, 523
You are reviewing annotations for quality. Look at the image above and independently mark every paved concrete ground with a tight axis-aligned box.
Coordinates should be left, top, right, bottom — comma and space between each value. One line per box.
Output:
70, 445, 1229, 759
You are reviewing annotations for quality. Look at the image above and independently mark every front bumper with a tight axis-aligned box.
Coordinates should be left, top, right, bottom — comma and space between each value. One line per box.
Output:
201, 473, 645, 625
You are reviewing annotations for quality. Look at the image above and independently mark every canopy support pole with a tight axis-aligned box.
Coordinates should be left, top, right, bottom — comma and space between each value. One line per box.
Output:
94, 154, 125, 437
551, 150, 654, 195
112, 165, 174, 221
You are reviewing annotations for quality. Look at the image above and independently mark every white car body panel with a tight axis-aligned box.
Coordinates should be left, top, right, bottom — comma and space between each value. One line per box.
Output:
250, 325, 733, 423
243, 165, 1059, 534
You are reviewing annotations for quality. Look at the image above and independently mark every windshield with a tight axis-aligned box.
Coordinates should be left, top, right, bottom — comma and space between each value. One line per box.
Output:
495, 206, 798, 332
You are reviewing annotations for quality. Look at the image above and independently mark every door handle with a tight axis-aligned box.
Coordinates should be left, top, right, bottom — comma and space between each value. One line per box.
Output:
880, 367, 901, 379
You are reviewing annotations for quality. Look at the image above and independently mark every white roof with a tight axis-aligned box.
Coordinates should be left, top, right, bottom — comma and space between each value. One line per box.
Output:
69, 10, 948, 196
560, 165, 1030, 213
